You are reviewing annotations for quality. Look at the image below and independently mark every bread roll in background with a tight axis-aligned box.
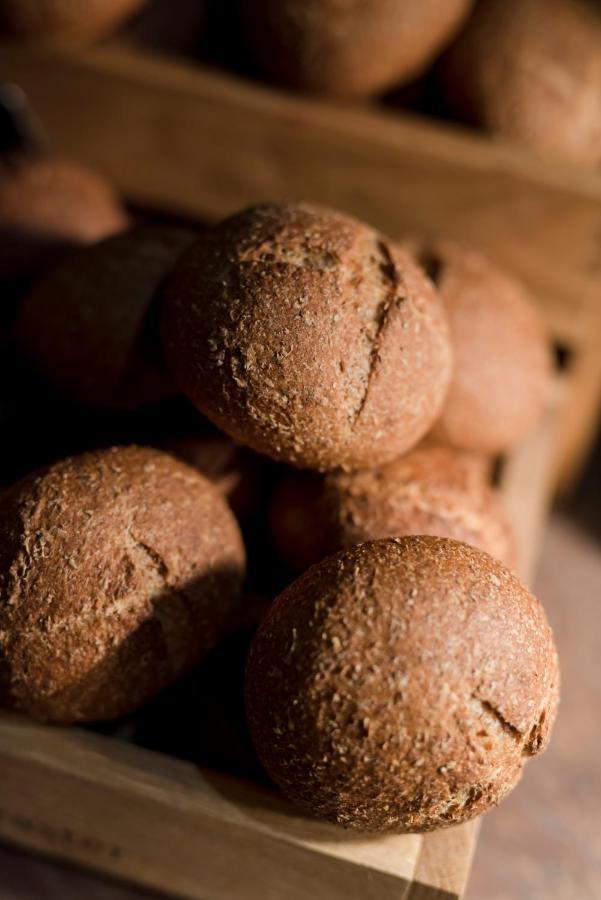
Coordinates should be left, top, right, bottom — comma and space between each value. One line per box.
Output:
242, 0, 473, 99
0, 446, 246, 723
441, 0, 601, 166
246, 537, 559, 832
408, 239, 550, 454
0, 0, 148, 41
162, 202, 452, 472
0, 156, 127, 283
16, 225, 197, 411
269, 442, 516, 572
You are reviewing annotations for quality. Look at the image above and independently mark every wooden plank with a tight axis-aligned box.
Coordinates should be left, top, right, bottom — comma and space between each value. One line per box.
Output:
0, 41, 600, 351
408, 822, 480, 900
553, 310, 601, 491
0, 716, 420, 900
502, 379, 565, 581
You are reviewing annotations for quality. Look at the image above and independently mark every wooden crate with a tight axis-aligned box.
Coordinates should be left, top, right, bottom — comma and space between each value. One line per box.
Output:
0, 40, 600, 488
0, 375, 562, 900
0, 38, 592, 899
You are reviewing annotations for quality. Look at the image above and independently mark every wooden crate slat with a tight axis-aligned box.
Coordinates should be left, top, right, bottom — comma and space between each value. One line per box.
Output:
0, 716, 420, 900
502, 379, 565, 580
0, 41, 600, 350
406, 822, 479, 900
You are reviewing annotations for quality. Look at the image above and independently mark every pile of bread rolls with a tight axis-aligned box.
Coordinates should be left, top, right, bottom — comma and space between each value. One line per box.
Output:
0, 196, 559, 835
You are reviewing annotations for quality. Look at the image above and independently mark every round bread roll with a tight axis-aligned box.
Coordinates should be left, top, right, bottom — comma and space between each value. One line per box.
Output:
162, 203, 452, 472
158, 431, 262, 521
409, 239, 550, 454
0, 156, 127, 282
269, 442, 516, 572
0, 445, 246, 723
441, 0, 601, 165
242, 0, 473, 99
0, 0, 147, 41
16, 225, 197, 410
246, 536, 559, 832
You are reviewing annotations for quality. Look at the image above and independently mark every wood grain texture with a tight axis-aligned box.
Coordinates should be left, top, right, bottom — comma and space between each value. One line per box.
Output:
0, 41, 598, 488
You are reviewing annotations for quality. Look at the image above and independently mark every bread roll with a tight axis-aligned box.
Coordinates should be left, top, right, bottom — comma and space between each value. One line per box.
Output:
0, 0, 147, 40
410, 239, 550, 454
16, 225, 196, 410
441, 0, 601, 165
246, 536, 559, 832
0, 156, 127, 282
162, 202, 452, 471
243, 0, 473, 98
0, 446, 246, 723
269, 442, 516, 571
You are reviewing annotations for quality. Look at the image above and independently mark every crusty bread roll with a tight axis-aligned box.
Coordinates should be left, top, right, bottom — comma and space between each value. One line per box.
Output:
162, 202, 452, 472
0, 446, 246, 723
16, 225, 196, 410
242, 0, 473, 99
269, 442, 516, 572
441, 0, 601, 165
246, 536, 559, 832
0, 156, 127, 282
409, 239, 550, 454
0, 0, 147, 41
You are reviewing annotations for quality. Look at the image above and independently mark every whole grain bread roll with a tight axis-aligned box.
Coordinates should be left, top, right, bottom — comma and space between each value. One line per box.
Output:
409, 239, 550, 454
16, 225, 197, 410
0, 0, 147, 40
246, 536, 559, 832
242, 0, 473, 99
269, 442, 516, 572
0, 156, 127, 282
162, 203, 452, 472
441, 0, 601, 165
0, 445, 246, 723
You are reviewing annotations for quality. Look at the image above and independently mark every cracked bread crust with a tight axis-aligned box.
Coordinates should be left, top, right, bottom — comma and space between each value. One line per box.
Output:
162, 203, 452, 472
269, 442, 516, 572
246, 536, 559, 832
0, 446, 246, 723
